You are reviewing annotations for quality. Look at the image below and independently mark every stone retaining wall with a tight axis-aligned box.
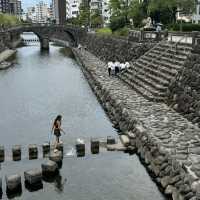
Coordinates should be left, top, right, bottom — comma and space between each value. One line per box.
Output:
167, 52, 200, 128
73, 48, 200, 200
79, 33, 154, 63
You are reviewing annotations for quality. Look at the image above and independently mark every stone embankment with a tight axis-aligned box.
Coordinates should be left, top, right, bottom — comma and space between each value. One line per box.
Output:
73, 47, 200, 200
167, 52, 200, 128
79, 33, 154, 62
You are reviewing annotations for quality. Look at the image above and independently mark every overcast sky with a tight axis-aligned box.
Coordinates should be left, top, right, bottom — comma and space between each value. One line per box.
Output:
22, 0, 51, 10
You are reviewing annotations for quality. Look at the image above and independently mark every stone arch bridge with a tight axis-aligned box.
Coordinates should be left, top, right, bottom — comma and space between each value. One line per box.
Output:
7, 24, 86, 50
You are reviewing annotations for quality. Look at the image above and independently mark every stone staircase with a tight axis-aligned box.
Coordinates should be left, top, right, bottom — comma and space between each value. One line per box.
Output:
118, 40, 192, 102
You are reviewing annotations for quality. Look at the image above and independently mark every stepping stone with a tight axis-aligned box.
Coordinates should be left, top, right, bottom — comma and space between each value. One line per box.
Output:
42, 143, 50, 153
76, 139, 85, 157
49, 150, 62, 163
24, 169, 42, 185
42, 160, 58, 175
120, 135, 130, 147
91, 138, 99, 154
0, 177, 2, 192
0, 146, 4, 162
107, 136, 115, 144
6, 174, 21, 192
12, 145, 21, 161
56, 142, 63, 152
28, 144, 38, 159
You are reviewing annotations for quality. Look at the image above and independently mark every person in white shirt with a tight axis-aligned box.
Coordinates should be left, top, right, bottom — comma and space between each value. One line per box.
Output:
114, 61, 120, 75
125, 62, 130, 69
120, 63, 126, 71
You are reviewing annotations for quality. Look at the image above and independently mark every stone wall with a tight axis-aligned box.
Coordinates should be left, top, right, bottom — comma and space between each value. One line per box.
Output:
79, 33, 154, 63
167, 52, 200, 126
73, 48, 198, 200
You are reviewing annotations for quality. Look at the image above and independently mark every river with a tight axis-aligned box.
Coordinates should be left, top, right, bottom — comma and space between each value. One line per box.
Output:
0, 34, 167, 200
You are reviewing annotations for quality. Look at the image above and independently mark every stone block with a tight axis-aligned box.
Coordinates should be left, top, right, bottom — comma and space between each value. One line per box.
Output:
42, 143, 50, 153
24, 169, 42, 185
0, 146, 4, 162
49, 150, 63, 163
76, 140, 85, 157
0, 177, 2, 192
28, 144, 38, 159
91, 138, 99, 154
12, 145, 21, 161
107, 136, 115, 145
6, 174, 21, 192
56, 142, 63, 152
42, 160, 58, 176
120, 135, 130, 147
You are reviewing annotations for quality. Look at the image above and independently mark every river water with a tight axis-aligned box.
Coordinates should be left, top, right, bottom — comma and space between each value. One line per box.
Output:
0, 34, 167, 200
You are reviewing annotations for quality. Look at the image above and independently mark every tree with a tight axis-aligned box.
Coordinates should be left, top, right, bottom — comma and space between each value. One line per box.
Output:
109, 0, 130, 31
128, 0, 147, 27
78, 3, 90, 27
147, 0, 196, 24
90, 9, 104, 28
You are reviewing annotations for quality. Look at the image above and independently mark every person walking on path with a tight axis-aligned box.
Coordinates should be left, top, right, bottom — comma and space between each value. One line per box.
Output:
107, 61, 112, 76
51, 115, 66, 149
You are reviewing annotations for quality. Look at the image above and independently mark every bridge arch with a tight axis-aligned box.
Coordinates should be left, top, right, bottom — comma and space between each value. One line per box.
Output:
18, 26, 78, 50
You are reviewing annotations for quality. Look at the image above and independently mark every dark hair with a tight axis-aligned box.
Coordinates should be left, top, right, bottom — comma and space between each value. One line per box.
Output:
54, 115, 62, 126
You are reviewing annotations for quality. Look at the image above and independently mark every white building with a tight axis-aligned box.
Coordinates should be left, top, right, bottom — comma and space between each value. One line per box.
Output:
177, 0, 200, 24
26, 6, 36, 23
66, 0, 80, 19
102, 0, 110, 25
35, 1, 49, 24
192, 0, 200, 24
90, 0, 110, 26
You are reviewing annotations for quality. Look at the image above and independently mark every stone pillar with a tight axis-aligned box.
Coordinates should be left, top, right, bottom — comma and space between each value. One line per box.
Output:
40, 37, 49, 50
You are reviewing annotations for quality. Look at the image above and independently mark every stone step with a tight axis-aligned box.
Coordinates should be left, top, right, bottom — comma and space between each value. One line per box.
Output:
122, 71, 168, 93
154, 46, 191, 57
160, 43, 192, 51
119, 75, 166, 102
135, 59, 176, 80
142, 55, 183, 71
120, 72, 166, 98
129, 63, 170, 86
150, 49, 187, 62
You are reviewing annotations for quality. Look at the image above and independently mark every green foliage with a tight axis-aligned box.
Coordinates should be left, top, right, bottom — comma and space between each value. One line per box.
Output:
169, 23, 200, 32
96, 27, 112, 35
147, 0, 195, 24
91, 9, 104, 28
110, 16, 126, 31
128, 0, 147, 27
113, 27, 129, 36
0, 13, 21, 26
66, 17, 80, 25
78, 3, 90, 26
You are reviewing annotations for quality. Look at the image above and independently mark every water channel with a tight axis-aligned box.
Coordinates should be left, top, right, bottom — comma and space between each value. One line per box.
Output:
0, 34, 167, 200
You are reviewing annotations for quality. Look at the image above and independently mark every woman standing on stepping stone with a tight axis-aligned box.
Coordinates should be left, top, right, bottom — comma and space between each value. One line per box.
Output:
52, 115, 65, 148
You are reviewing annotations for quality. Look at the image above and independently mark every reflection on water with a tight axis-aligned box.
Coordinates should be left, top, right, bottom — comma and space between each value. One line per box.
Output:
0, 42, 167, 200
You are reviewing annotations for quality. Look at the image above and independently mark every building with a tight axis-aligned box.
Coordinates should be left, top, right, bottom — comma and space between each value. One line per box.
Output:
177, 0, 200, 24
90, 0, 110, 26
66, 0, 80, 19
35, 1, 49, 24
9, 0, 22, 16
102, 0, 110, 25
192, 0, 200, 24
53, 0, 66, 24
26, 6, 36, 22
0, 0, 9, 13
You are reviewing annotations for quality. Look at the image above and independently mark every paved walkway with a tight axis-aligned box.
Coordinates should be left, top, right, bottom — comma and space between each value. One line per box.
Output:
76, 48, 200, 180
